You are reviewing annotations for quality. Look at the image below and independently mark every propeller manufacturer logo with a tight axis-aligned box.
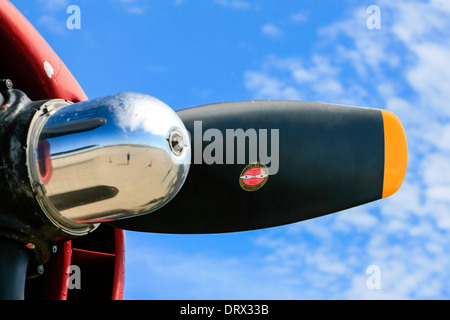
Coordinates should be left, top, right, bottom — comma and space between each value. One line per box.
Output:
191, 121, 279, 175
239, 163, 269, 192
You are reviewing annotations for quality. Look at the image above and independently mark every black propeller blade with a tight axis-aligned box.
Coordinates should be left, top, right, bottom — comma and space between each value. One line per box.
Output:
107, 100, 407, 234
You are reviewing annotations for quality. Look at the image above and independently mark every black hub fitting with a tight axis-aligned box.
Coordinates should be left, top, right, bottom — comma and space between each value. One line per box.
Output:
0, 86, 76, 278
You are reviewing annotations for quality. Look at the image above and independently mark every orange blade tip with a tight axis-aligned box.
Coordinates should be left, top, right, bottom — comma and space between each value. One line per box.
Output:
381, 110, 408, 198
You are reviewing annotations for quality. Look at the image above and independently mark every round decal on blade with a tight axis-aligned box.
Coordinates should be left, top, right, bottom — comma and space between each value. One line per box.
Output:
239, 162, 269, 192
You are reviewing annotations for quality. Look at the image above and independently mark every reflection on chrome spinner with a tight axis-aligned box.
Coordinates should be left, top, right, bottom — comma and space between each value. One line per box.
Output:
28, 93, 190, 225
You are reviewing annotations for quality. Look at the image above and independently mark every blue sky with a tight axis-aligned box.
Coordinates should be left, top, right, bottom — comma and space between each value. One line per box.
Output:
10, 0, 450, 299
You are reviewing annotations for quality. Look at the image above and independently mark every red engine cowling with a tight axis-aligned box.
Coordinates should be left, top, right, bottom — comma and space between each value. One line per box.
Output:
0, 0, 125, 300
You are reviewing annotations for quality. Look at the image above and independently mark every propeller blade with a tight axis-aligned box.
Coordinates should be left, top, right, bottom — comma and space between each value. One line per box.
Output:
107, 100, 407, 233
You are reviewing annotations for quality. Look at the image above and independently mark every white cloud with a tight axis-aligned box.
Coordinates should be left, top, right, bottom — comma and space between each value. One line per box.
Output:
214, 0, 251, 10
406, 43, 450, 117
38, 15, 66, 35
127, 6, 145, 15
109, 0, 450, 300
37, 0, 69, 12
290, 11, 308, 23
244, 71, 301, 100
111, 0, 146, 15
31, 0, 70, 34
261, 24, 283, 38
124, 234, 310, 299
244, 53, 367, 106
243, 0, 450, 299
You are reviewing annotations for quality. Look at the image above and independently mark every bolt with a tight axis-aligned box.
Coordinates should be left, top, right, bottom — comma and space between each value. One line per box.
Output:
0, 79, 13, 92
169, 130, 185, 157
37, 265, 44, 275
52, 245, 58, 253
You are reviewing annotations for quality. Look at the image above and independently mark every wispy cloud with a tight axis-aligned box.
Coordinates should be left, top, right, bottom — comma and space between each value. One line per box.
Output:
112, 0, 146, 15
38, 14, 67, 35
118, 0, 450, 300
245, 70, 301, 100
290, 11, 308, 23
124, 233, 305, 299
37, 0, 69, 12
214, 0, 251, 10
244, 0, 450, 299
261, 24, 283, 38
127, 6, 145, 15
30, 0, 70, 34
